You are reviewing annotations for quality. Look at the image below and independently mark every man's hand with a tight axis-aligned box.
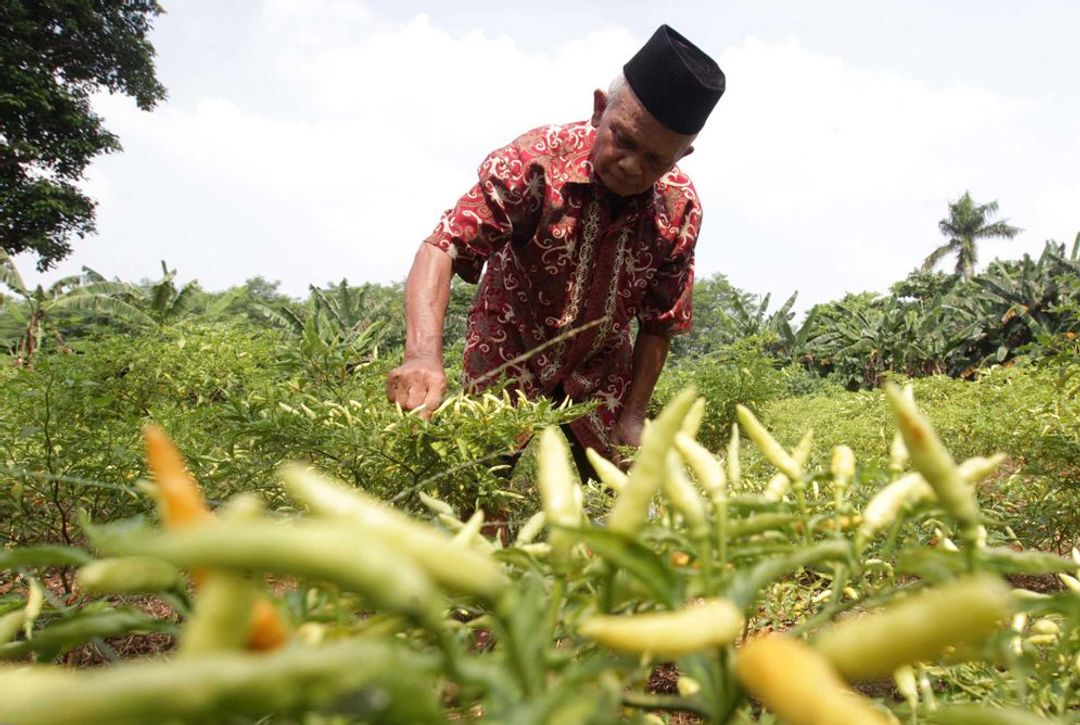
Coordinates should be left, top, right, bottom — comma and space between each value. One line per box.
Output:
386, 356, 447, 420
611, 409, 646, 448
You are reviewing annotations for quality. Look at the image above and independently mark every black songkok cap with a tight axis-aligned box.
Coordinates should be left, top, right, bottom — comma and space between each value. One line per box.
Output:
623, 25, 725, 135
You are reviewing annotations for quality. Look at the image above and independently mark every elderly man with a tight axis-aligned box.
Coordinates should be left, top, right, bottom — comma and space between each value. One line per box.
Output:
386, 25, 725, 466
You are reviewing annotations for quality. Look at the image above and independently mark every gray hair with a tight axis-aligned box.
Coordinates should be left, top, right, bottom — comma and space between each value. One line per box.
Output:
606, 73, 629, 108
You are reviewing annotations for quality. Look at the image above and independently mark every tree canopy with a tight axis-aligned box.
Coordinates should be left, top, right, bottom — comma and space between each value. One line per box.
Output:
0, 0, 166, 270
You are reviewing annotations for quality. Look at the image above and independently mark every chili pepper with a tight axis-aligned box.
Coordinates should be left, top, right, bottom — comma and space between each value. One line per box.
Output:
889, 431, 909, 475
538, 427, 583, 563
662, 452, 708, 539
578, 597, 743, 658
894, 664, 918, 712
143, 425, 212, 530
0, 638, 441, 725
101, 518, 442, 626
735, 634, 889, 725
586, 447, 627, 493
813, 574, 1011, 681
727, 423, 741, 489
180, 572, 257, 656
23, 579, 43, 640
608, 388, 698, 537
674, 432, 725, 503
681, 397, 706, 439
514, 512, 546, 546
76, 557, 182, 595
857, 454, 1004, 547
280, 464, 508, 600
831, 445, 855, 494
763, 472, 791, 502
452, 510, 495, 554
925, 704, 1060, 724
0, 611, 24, 646
144, 426, 288, 651
735, 405, 801, 481
884, 383, 978, 533
418, 491, 454, 516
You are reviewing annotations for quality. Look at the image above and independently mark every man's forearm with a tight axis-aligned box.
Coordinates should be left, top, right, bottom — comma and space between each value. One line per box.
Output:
403, 243, 453, 361
622, 331, 671, 418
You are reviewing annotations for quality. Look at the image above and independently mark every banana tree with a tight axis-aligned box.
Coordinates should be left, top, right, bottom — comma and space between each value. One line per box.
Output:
0, 249, 153, 366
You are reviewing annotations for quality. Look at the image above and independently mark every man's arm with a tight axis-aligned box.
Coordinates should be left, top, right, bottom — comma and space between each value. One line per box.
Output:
385, 243, 453, 417
611, 330, 671, 447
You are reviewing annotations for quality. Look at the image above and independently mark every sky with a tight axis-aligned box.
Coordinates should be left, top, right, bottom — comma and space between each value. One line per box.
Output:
16, 0, 1080, 314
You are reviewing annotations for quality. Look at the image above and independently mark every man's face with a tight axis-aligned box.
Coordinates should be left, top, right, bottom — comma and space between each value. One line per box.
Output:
590, 87, 695, 197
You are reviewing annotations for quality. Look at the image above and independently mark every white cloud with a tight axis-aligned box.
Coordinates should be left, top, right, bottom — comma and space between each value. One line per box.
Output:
17, 6, 1078, 313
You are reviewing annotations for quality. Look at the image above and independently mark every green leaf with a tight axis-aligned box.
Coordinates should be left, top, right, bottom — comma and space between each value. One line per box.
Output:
898, 546, 1079, 578
0, 607, 173, 661
557, 526, 679, 609
0, 545, 92, 569
726, 540, 851, 610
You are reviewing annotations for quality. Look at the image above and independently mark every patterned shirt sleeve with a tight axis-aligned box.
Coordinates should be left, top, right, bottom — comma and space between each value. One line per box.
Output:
637, 193, 700, 337
423, 142, 542, 284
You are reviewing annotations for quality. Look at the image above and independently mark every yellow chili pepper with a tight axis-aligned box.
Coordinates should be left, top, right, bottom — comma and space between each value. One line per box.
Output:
578, 598, 743, 658
735, 405, 801, 481
814, 574, 1011, 681
280, 464, 508, 600
607, 388, 698, 538
884, 383, 978, 532
831, 445, 855, 493
680, 397, 706, 439
585, 447, 627, 493
736, 634, 889, 725
674, 432, 726, 503
662, 452, 708, 539
727, 422, 741, 489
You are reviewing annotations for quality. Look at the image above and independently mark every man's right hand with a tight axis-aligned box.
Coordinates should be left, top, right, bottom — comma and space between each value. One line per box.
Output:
386, 356, 448, 420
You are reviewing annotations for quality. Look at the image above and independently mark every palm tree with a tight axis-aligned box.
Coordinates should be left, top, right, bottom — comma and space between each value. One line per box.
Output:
923, 191, 1021, 279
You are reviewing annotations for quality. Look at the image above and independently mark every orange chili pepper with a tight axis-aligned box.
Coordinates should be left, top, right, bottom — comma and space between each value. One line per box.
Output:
143, 425, 288, 651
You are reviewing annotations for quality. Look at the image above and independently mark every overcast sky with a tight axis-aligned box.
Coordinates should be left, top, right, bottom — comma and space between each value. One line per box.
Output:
17, 0, 1080, 313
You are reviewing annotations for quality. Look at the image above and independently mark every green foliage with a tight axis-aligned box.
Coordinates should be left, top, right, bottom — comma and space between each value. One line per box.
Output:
0, 323, 282, 545
0, 387, 1076, 723
756, 363, 1080, 552
655, 336, 786, 451
0, 0, 166, 269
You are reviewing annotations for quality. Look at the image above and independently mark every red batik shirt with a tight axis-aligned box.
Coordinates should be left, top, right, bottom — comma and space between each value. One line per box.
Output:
424, 121, 700, 458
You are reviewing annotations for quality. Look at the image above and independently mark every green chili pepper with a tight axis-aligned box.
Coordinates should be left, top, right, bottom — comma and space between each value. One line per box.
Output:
76, 557, 183, 595
680, 397, 707, 439
539, 427, 584, 563
831, 445, 855, 494
514, 511, 546, 546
